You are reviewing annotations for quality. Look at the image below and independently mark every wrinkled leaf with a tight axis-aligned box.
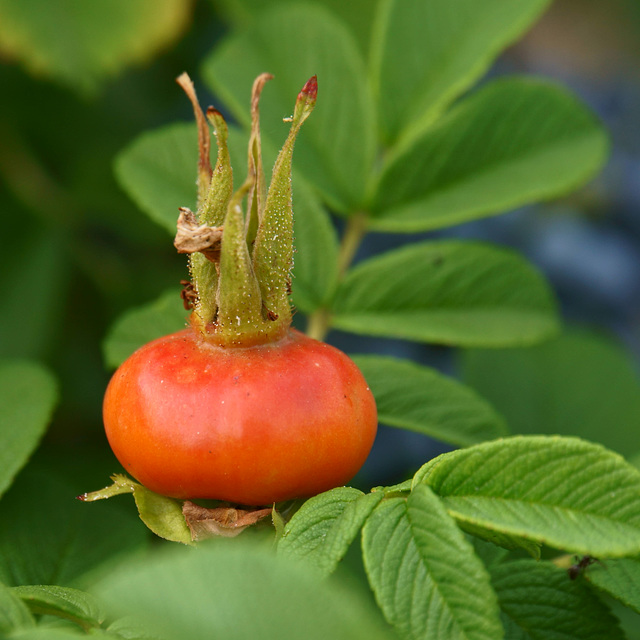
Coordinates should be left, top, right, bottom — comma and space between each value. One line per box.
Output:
491, 559, 624, 639
371, 78, 608, 232
332, 240, 559, 347
414, 436, 640, 557
353, 355, 508, 446
0, 360, 58, 499
278, 487, 382, 576
587, 557, 640, 615
362, 486, 503, 640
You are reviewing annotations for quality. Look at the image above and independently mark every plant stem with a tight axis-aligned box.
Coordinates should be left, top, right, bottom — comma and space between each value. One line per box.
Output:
305, 212, 369, 342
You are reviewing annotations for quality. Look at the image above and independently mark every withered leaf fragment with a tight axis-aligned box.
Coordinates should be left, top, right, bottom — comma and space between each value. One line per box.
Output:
183, 500, 272, 540
174, 207, 223, 263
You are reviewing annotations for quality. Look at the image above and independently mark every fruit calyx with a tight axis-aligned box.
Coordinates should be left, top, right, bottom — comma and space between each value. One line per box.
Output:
174, 72, 317, 347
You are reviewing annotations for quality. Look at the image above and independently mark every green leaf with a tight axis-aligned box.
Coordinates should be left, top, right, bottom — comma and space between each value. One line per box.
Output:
277, 487, 382, 576
0, 471, 147, 588
371, 0, 551, 145
0, 360, 58, 499
114, 122, 199, 235
0, 226, 69, 360
132, 486, 192, 546
12, 585, 105, 631
94, 542, 395, 640
103, 290, 187, 369
106, 616, 163, 640
491, 559, 625, 639
352, 355, 508, 447
587, 557, 640, 615
80, 475, 192, 546
362, 486, 503, 640
370, 78, 608, 232
332, 240, 559, 347
0, 581, 35, 634
462, 330, 640, 458
202, 3, 376, 213
211, 0, 378, 54
0, 0, 191, 94
414, 436, 640, 557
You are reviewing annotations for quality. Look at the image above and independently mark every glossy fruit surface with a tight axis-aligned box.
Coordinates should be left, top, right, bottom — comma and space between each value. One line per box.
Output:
103, 327, 377, 505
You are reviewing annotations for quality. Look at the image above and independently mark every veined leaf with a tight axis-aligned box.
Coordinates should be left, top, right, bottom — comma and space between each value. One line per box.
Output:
103, 290, 187, 369
0, 360, 58, 499
202, 3, 376, 213
352, 355, 507, 447
332, 240, 559, 347
371, 0, 551, 145
414, 436, 640, 557
278, 487, 382, 576
587, 557, 640, 615
12, 585, 105, 632
362, 486, 503, 640
370, 78, 608, 232
491, 559, 624, 639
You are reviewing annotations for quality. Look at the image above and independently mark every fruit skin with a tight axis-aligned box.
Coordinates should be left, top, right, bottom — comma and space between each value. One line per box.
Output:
103, 328, 377, 505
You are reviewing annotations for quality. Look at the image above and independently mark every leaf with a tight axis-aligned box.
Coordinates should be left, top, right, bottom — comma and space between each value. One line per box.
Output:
0, 471, 147, 588
114, 122, 199, 235
352, 355, 508, 447
362, 486, 503, 640
370, 78, 608, 232
490, 559, 625, 639
12, 585, 105, 631
0, 581, 35, 635
0, 360, 58, 499
0, 226, 68, 360
102, 290, 187, 369
587, 557, 640, 615
332, 240, 559, 347
132, 487, 192, 546
93, 541, 395, 640
0, 0, 192, 94
202, 3, 376, 212
370, 0, 551, 145
182, 502, 271, 541
114, 124, 338, 316
211, 0, 378, 54
80, 474, 193, 546
277, 487, 383, 576
414, 436, 640, 557
461, 330, 640, 458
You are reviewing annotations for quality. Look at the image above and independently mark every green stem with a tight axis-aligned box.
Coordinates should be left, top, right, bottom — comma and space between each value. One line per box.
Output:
306, 212, 369, 342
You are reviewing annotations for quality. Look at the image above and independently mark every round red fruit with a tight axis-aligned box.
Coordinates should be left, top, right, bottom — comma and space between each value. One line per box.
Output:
103, 327, 377, 505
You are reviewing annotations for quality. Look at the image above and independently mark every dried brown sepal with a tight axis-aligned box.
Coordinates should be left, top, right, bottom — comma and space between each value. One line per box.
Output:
176, 72, 212, 208
174, 207, 223, 263
182, 501, 272, 540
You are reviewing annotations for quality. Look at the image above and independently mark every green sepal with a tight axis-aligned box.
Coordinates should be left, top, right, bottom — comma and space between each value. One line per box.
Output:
190, 108, 233, 327
215, 187, 266, 344
252, 76, 318, 324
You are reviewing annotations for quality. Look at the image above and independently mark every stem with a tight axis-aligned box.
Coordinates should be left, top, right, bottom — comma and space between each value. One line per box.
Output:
306, 212, 369, 342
